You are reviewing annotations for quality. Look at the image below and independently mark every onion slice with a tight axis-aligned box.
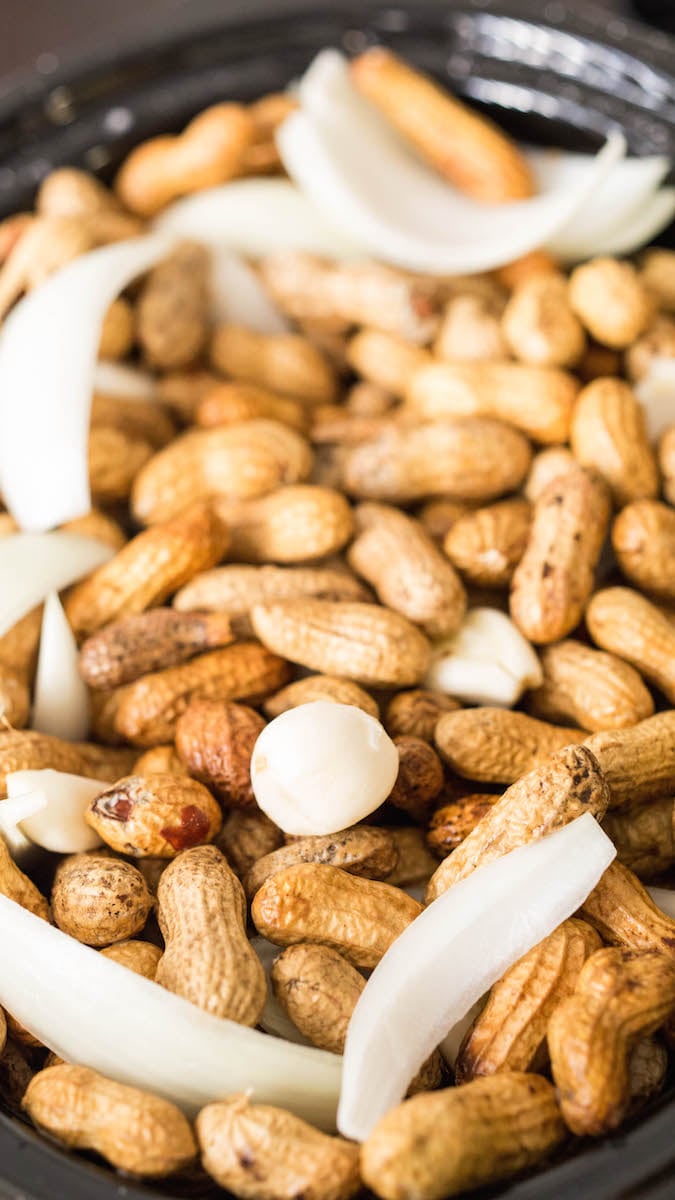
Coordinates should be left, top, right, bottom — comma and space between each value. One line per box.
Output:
648, 887, 675, 920
93, 360, 158, 400
337, 813, 615, 1141
0, 893, 342, 1126
0, 233, 173, 531
4, 769, 105, 854
32, 591, 90, 740
636, 356, 675, 442
277, 51, 626, 274
155, 178, 362, 260
592, 188, 675, 258
210, 248, 290, 333
0, 532, 113, 638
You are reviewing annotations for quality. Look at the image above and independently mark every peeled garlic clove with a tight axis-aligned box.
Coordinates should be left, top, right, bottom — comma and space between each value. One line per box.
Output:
425, 608, 542, 707
251, 701, 399, 836
5, 770, 106, 854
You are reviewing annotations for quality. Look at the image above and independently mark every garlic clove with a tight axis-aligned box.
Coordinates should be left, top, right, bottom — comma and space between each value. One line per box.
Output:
5, 769, 106, 854
425, 608, 543, 707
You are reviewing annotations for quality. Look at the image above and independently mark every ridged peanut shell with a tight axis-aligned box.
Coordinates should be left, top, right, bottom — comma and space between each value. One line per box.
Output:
79, 608, 234, 689
263, 675, 378, 720
214, 486, 354, 564
51, 854, 153, 946
444, 498, 532, 587
434, 708, 585, 784
528, 639, 654, 732
570, 378, 658, 506
244, 826, 398, 901
175, 699, 265, 807
612, 500, 675, 600
586, 588, 675, 706
86, 773, 222, 857
584, 710, 675, 808
581, 862, 675, 955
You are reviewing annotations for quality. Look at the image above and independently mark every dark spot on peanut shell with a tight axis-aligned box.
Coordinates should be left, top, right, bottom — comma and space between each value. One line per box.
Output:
160, 804, 210, 851
93, 792, 133, 822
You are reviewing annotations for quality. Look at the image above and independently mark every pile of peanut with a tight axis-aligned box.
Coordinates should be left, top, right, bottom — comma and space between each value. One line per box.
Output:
2, 46, 675, 1200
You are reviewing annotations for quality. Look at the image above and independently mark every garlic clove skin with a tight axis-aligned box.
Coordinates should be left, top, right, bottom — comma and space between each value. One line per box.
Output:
425, 608, 543, 707
251, 700, 399, 836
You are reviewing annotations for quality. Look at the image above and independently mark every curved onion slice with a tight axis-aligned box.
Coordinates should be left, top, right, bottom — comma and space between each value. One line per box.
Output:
93, 360, 158, 399
594, 189, 675, 258
0, 893, 342, 1126
0, 531, 112, 638
4, 769, 105, 854
648, 887, 675, 920
337, 813, 615, 1141
278, 51, 626, 274
636, 356, 675, 442
210, 248, 290, 332
32, 591, 90, 740
155, 178, 362, 260
0, 233, 173, 531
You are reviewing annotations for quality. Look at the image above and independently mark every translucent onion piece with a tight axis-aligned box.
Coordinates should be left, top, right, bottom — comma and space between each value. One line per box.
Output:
337, 813, 615, 1141
0, 792, 39, 862
277, 50, 626, 274
0, 233, 173, 531
210, 248, 290, 332
0, 893, 342, 1126
93, 360, 158, 399
594, 188, 675, 258
32, 591, 90, 740
155, 178, 362, 260
425, 608, 542, 707
0, 532, 113, 638
648, 887, 675, 920
5, 769, 106, 854
636, 356, 675, 442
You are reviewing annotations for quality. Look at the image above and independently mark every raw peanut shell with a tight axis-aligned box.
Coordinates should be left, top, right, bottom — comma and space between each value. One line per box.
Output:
443, 497, 532, 587
501, 273, 585, 367
384, 688, 459, 742
586, 589, 675, 706
51, 855, 153, 946
271, 944, 366, 1054
612, 500, 675, 600
434, 293, 508, 364
528, 639, 654, 732
86, 773, 221, 857
434, 708, 585, 784
211, 325, 337, 405
603, 798, 675, 877
72, 743, 138, 781
100, 940, 162, 979
426, 794, 500, 858
79, 609, 234, 689
174, 562, 369, 629
0, 667, 30, 728
568, 257, 653, 349
0, 730, 88, 798
347, 328, 432, 397
244, 826, 398, 901
570, 378, 658, 506
387, 736, 445, 820
175, 699, 265, 807
581, 862, 675, 956
584, 711, 675, 807
134, 745, 190, 777
196, 381, 309, 433
660, 425, 675, 506
523, 446, 576, 503
88, 425, 153, 504
0, 837, 49, 919
136, 241, 210, 370
385, 827, 439, 887
213, 486, 354, 564
215, 808, 283, 880
263, 675, 378, 720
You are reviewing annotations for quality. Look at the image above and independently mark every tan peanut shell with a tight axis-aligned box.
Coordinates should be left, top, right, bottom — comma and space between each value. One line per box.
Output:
134, 746, 190, 778
80, 609, 234, 689
346, 328, 432, 397
434, 293, 508, 364
251, 599, 430, 687
112, 642, 290, 746
215, 808, 283, 880
136, 241, 210, 370
86, 773, 221, 857
548, 947, 675, 1136
0, 837, 49, 919
523, 446, 576, 503
581, 862, 675, 955
384, 688, 459, 743
271, 944, 366, 1055
625, 314, 675, 382
90, 393, 176, 451
263, 675, 379, 720
0, 667, 30, 728
72, 743, 138, 782
455, 919, 600, 1082
196, 380, 309, 433
251, 863, 422, 967
426, 794, 500, 858
361, 1073, 566, 1200
640, 247, 675, 312
384, 827, 439, 887
434, 708, 584, 784
628, 1037, 668, 1108
0, 1039, 34, 1114
175, 699, 265, 807
98, 297, 135, 362
211, 325, 337, 405
510, 463, 611, 644
89, 686, 134, 746
612, 500, 675, 600
65, 502, 229, 639
528, 639, 654, 731
602, 798, 675, 878
502, 273, 585, 367
406, 361, 578, 444
425, 744, 609, 902
174, 562, 368, 629
88, 425, 153, 504
387, 736, 445, 820
0, 730, 88, 798
197, 1094, 361, 1200
100, 940, 162, 979
584, 710, 675, 808
586, 588, 675, 705
443, 497, 532, 587
36, 167, 122, 220
60, 507, 128, 552
568, 257, 652, 348
156, 845, 266, 1025
24, 1065, 197, 1176
244, 826, 398, 901
0, 605, 43, 684
213, 486, 354, 563
660, 425, 675, 506
348, 503, 466, 637
570, 378, 658, 506
156, 368, 220, 422
343, 418, 532, 504
51, 855, 153, 947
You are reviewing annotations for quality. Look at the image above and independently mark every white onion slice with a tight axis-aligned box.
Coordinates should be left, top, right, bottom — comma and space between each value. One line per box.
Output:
0, 532, 113, 638
32, 591, 90, 740
155, 178, 362, 260
278, 51, 626, 274
0, 792, 38, 862
648, 887, 675, 920
439, 997, 487, 1068
593, 189, 675, 258
337, 813, 615, 1141
0, 233, 173, 531
210, 248, 290, 332
0, 893, 342, 1126
636, 356, 675, 442
93, 360, 158, 400
4, 769, 105, 854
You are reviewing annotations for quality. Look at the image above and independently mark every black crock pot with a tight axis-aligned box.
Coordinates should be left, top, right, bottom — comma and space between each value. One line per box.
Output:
0, 2, 674, 1197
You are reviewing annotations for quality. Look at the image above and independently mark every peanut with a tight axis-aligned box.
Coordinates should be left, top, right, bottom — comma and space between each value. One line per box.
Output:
88, 424, 153, 504
156, 845, 266, 1025
0, 730, 87, 798
443, 497, 532, 587
197, 1094, 361, 1200
603, 798, 675, 877
528, 639, 654, 732
346, 328, 431, 397
86, 773, 222, 857
434, 708, 585, 784
309, 407, 397, 447
406, 361, 578, 443
0, 837, 49, 919
133, 745, 189, 777
156, 368, 221, 422
216, 808, 283, 880
426, 744, 609, 902
72, 744, 138, 782
343, 418, 532, 504
570, 378, 658, 505
612, 500, 675, 600
174, 562, 368, 630
51, 854, 153, 946
387, 736, 445, 820
113, 642, 289, 746
348, 503, 466, 637
175, 699, 265, 807
0, 215, 95, 319
90, 393, 176, 450
0, 606, 42, 684
584, 712, 675, 808
583, 862, 675, 957
244, 826, 398, 901
251, 863, 422, 967
346, 382, 394, 417
361, 1073, 566, 1200
0, 666, 30, 728
502, 273, 585, 368
640, 248, 675, 312
385, 827, 439, 887
98, 297, 135, 361
628, 1037, 668, 1108
65, 502, 229, 639
569, 256, 654, 348
660, 424, 675, 505
24, 1065, 197, 1176
80, 608, 234, 689
211, 325, 336, 405
523, 445, 576, 502
196, 381, 309, 433
510, 463, 611, 644
586, 588, 675, 704
137, 242, 210, 369
434, 294, 508, 364
60, 507, 128, 551
115, 103, 253, 215
271, 944, 366, 1055
384, 688, 459, 742
548, 947, 675, 1135
251, 600, 430, 688
625, 314, 675, 381
213, 486, 354, 563
90, 686, 133, 746
100, 940, 162, 979
263, 675, 379, 720
37, 167, 123, 221
426, 794, 500, 858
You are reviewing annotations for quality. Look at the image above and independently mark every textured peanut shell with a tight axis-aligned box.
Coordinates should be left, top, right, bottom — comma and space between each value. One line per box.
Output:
0, 730, 88, 799
136, 241, 210, 370
385, 827, 439, 887
86, 773, 221, 858
602, 798, 675, 877
174, 563, 369, 627
156, 845, 266, 1025
252, 863, 422, 967
347, 328, 432, 397
434, 293, 508, 364
384, 688, 459, 742
434, 708, 585, 784
0, 837, 49, 919
568, 257, 652, 349
24, 1065, 197, 1177
444, 497, 532, 587
244, 826, 398, 901
263, 675, 378, 720
659, 425, 675, 506
628, 1037, 668, 1109
387, 736, 445, 820
72, 743, 138, 782
523, 446, 576, 503
197, 1094, 361, 1200
175, 699, 265, 807
88, 425, 152, 504
210, 324, 337, 405
51, 855, 153, 947
213, 486, 354, 564
581, 862, 675, 956
79, 609, 234, 689
100, 940, 162, 979
215, 808, 283, 881
196, 381, 309, 433
612, 500, 675, 601
425, 744, 610, 902
528, 639, 654, 732
0, 605, 43, 683
90, 393, 176, 451
134, 745, 189, 777
361, 1073, 566, 1200
502, 274, 585, 368
271, 944, 366, 1054
570, 378, 658, 506
426, 794, 501, 858
583, 708, 675, 808
0, 1039, 34, 1115
0, 667, 30, 728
